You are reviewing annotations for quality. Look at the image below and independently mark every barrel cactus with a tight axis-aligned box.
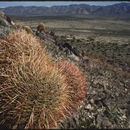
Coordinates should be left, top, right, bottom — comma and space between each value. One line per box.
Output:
0, 29, 86, 129
55, 60, 86, 112
37, 23, 46, 33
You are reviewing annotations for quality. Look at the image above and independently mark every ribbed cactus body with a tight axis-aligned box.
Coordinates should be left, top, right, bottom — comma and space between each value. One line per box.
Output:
37, 23, 46, 32
55, 61, 86, 113
0, 30, 86, 129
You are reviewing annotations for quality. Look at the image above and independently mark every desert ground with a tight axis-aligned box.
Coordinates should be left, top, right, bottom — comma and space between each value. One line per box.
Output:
0, 15, 130, 129
12, 16, 130, 43
12, 16, 130, 72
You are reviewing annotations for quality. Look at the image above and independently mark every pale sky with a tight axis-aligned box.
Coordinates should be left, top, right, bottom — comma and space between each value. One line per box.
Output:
0, 1, 129, 8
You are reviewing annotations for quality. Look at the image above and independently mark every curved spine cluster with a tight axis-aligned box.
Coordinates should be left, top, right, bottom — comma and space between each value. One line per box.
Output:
0, 29, 86, 129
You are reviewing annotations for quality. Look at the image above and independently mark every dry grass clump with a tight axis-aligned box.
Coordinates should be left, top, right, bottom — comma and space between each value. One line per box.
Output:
0, 30, 86, 129
37, 23, 46, 32
55, 60, 86, 113
15, 24, 23, 29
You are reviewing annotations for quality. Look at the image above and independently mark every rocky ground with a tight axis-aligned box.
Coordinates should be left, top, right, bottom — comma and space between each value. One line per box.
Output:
39, 32, 130, 129
0, 14, 130, 129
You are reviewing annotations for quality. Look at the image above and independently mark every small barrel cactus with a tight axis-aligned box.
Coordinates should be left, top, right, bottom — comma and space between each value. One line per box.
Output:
37, 23, 46, 33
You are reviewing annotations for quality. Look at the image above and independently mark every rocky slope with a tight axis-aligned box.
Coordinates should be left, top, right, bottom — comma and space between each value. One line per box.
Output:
34, 30, 130, 129
0, 15, 130, 129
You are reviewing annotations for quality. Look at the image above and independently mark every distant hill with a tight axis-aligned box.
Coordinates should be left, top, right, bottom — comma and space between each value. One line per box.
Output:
0, 3, 130, 18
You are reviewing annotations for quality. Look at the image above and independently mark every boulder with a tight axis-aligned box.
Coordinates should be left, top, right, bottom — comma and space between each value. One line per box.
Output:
71, 47, 81, 57
0, 11, 5, 17
0, 18, 10, 27
68, 53, 80, 62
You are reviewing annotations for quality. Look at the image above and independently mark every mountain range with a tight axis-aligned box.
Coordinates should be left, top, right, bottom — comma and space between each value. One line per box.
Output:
0, 3, 130, 18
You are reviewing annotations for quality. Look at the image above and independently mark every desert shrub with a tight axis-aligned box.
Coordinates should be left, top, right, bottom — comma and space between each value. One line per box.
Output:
0, 18, 10, 27
0, 29, 86, 129
15, 24, 22, 29
0, 11, 5, 17
37, 23, 45, 32
82, 50, 87, 57
23, 26, 33, 34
